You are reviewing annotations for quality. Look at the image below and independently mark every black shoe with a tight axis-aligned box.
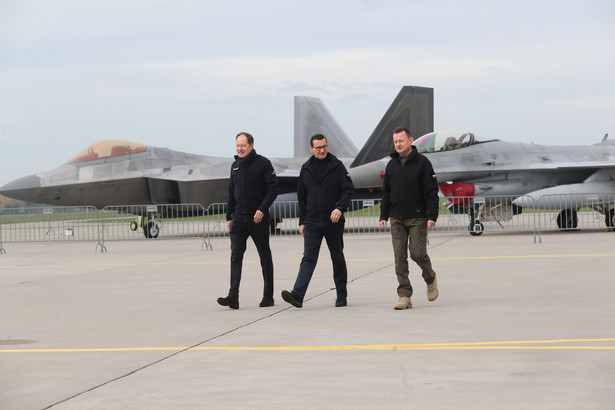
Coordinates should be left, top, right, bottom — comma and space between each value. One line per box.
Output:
217, 295, 239, 309
281, 290, 303, 308
259, 296, 275, 307
335, 297, 347, 307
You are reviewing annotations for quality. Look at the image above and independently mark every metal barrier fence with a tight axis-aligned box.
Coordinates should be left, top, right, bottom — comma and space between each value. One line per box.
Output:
98, 204, 210, 251
0, 206, 100, 244
0, 204, 210, 253
433, 195, 536, 237
534, 193, 615, 233
204, 200, 390, 238
1, 195, 614, 253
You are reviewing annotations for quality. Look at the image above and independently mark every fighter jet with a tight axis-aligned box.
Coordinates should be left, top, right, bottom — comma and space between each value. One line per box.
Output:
0, 86, 434, 237
411, 131, 615, 234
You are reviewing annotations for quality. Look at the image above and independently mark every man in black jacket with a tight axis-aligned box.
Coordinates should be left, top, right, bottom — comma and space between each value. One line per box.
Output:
281, 134, 354, 308
379, 126, 439, 310
217, 132, 279, 309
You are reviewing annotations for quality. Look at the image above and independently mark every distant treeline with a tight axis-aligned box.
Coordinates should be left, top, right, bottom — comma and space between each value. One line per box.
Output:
0, 195, 34, 211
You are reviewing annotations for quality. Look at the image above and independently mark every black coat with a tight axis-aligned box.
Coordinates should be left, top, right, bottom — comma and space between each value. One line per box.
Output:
226, 150, 279, 220
379, 145, 439, 222
297, 153, 354, 225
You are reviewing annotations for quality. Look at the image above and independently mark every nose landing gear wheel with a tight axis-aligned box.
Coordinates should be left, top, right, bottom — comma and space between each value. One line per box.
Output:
144, 220, 159, 238
469, 220, 484, 236
606, 208, 615, 229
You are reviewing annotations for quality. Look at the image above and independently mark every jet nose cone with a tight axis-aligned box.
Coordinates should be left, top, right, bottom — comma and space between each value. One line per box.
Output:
0, 174, 42, 201
1, 174, 41, 191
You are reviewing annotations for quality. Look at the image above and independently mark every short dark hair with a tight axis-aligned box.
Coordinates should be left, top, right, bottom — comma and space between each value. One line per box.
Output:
236, 132, 254, 145
393, 126, 411, 138
310, 134, 327, 147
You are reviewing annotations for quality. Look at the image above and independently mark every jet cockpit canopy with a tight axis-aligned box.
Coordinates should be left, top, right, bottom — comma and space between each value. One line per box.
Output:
413, 132, 475, 154
70, 140, 148, 163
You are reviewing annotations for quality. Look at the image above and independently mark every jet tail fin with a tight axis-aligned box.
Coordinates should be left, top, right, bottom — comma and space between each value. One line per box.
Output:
350, 86, 434, 168
294, 96, 359, 158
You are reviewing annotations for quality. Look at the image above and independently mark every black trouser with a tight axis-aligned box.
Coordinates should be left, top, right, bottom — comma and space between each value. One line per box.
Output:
292, 220, 347, 300
228, 213, 274, 298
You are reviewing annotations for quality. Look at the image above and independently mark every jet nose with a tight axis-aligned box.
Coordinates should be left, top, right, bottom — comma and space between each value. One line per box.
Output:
1, 174, 41, 191
0, 174, 42, 201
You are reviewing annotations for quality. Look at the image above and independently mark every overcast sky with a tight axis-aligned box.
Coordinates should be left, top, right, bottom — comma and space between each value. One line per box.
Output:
1, 0, 614, 187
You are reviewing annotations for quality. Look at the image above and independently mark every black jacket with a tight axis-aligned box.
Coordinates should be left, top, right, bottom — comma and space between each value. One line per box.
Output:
298, 153, 354, 225
226, 150, 279, 220
379, 145, 439, 221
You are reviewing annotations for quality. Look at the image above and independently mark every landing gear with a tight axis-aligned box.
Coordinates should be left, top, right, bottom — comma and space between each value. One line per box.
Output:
606, 208, 615, 229
129, 212, 160, 238
467, 202, 484, 236
468, 219, 484, 236
556, 209, 578, 230
144, 220, 160, 238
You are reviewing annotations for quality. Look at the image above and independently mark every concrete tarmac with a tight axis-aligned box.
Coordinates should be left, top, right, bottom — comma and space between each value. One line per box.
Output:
1, 231, 614, 409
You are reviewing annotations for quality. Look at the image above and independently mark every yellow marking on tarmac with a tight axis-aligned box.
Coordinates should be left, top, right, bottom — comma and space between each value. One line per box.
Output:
2, 338, 614, 353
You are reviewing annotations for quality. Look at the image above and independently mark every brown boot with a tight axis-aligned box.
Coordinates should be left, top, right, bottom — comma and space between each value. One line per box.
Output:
217, 295, 239, 309
394, 297, 412, 310
427, 278, 439, 302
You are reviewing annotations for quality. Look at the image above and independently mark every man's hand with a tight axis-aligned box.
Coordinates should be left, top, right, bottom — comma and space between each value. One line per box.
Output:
226, 220, 232, 230
299, 224, 304, 237
427, 220, 436, 229
254, 210, 264, 223
330, 209, 342, 223
379, 220, 387, 229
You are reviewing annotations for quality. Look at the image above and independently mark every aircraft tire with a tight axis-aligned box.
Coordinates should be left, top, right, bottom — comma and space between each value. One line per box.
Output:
144, 220, 159, 239
606, 208, 615, 229
556, 209, 578, 230
468, 220, 484, 236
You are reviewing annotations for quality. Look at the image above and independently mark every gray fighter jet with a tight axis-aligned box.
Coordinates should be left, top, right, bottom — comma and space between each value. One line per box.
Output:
0, 86, 434, 236
345, 88, 614, 235
411, 131, 615, 234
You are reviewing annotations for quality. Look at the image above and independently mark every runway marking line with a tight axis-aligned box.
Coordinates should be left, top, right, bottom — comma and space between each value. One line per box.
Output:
2, 337, 614, 353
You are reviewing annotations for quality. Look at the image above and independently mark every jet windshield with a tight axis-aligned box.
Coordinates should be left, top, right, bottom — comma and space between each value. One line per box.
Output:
70, 140, 148, 163
413, 132, 475, 153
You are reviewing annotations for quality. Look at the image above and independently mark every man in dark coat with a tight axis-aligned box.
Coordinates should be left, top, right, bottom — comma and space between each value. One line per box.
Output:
217, 132, 278, 309
281, 134, 354, 308
379, 126, 439, 310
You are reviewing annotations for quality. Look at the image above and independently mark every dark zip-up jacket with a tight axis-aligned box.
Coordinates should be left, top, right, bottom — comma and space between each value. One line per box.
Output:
379, 145, 439, 222
298, 153, 354, 225
226, 150, 279, 220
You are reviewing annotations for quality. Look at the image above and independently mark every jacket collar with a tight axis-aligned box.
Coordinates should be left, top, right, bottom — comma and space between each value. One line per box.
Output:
389, 145, 417, 162
234, 149, 257, 165
306, 152, 338, 167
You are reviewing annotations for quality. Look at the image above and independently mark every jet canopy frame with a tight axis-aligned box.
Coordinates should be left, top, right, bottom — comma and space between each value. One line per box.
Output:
414, 132, 476, 153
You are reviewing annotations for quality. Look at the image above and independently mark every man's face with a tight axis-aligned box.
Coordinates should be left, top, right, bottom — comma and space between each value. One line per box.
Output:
393, 131, 414, 157
310, 138, 328, 160
236, 135, 253, 159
